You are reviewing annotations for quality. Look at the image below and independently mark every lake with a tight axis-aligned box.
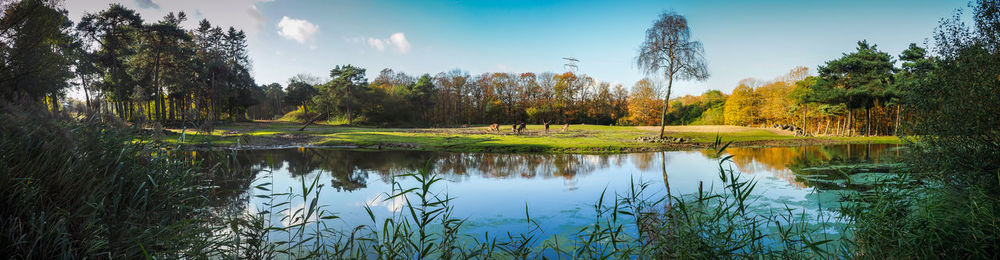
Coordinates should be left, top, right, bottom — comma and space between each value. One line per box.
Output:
198, 143, 901, 241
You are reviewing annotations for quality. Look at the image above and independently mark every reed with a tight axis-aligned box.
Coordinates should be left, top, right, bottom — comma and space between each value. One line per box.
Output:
10, 104, 992, 259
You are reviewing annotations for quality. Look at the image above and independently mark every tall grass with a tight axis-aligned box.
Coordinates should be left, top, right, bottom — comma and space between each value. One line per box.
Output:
0, 104, 217, 258
1, 103, 850, 258
197, 137, 850, 259
842, 172, 1000, 258
13, 103, 990, 258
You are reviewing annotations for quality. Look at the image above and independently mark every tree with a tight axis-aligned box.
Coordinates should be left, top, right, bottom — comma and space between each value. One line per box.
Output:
409, 74, 436, 122
262, 82, 285, 117
813, 41, 895, 136
636, 11, 710, 138
788, 75, 817, 132
553, 72, 583, 122
77, 4, 143, 119
664, 89, 726, 125
627, 78, 664, 125
133, 12, 191, 122
723, 79, 760, 126
69, 34, 100, 111
906, 0, 1000, 194
324, 65, 367, 125
435, 69, 470, 124
756, 67, 805, 125
1, 0, 76, 107
284, 78, 317, 120
891, 43, 934, 134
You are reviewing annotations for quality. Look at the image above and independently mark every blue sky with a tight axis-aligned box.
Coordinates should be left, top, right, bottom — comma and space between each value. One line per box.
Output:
68, 0, 967, 96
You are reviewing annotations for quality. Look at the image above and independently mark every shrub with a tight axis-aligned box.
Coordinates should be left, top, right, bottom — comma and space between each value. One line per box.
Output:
0, 103, 214, 258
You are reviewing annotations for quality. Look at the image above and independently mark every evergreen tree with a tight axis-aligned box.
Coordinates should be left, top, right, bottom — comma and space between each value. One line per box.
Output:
813, 41, 895, 136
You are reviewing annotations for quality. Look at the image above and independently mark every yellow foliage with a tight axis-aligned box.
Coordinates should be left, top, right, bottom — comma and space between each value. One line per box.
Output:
724, 67, 810, 126
627, 78, 664, 126
724, 82, 759, 125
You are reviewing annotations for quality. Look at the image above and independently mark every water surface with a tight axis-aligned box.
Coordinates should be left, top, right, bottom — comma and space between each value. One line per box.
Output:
201, 143, 901, 238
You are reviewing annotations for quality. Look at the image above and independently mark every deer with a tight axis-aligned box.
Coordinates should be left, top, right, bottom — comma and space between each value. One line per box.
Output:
543, 120, 551, 133
487, 123, 499, 133
512, 123, 518, 134
562, 122, 569, 132
517, 122, 526, 134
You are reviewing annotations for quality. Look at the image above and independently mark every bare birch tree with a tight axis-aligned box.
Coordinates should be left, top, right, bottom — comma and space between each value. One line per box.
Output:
636, 11, 710, 138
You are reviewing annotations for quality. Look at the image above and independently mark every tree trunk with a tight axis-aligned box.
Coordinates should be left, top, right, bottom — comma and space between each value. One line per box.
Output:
169, 96, 175, 121
802, 106, 807, 134
659, 75, 674, 139
346, 85, 353, 125
153, 51, 163, 122
661, 151, 672, 211
847, 109, 853, 136
833, 118, 844, 136
49, 93, 59, 113
80, 74, 91, 112
180, 96, 185, 123
299, 112, 326, 131
894, 104, 901, 136
866, 106, 871, 136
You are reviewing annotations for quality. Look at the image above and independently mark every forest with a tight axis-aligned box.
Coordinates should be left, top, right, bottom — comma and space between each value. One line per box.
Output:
2, 0, 999, 258
2, 1, 935, 136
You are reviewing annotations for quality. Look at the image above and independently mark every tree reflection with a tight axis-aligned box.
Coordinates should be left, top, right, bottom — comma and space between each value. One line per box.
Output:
196, 149, 624, 192
723, 143, 900, 189
193, 144, 898, 196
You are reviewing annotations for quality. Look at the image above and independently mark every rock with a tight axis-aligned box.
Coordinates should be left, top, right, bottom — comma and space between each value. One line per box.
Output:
634, 136, 691, 144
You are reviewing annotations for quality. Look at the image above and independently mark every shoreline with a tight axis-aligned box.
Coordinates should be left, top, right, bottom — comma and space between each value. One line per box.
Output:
153, 121, 901, 154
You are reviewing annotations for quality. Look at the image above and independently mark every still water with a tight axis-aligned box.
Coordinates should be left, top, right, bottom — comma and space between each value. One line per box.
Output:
202, 144, 900, 238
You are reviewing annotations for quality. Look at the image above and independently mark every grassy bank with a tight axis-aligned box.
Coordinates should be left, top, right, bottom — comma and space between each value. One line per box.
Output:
155, 121, 899, 153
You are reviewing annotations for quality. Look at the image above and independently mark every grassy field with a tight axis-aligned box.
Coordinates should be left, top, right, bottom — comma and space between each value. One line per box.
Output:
154, 121, 901, 153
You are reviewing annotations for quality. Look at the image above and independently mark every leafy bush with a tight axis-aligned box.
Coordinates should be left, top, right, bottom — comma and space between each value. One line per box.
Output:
0, 104, 216, 258
279, 107, 321, 123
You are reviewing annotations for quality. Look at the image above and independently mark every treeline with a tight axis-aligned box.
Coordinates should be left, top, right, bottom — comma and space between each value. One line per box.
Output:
2, 1, 257, 125
666, 41, 934, 136
278, 40, 937, 135
280, 69, 635, 126
0, 0, 949, 137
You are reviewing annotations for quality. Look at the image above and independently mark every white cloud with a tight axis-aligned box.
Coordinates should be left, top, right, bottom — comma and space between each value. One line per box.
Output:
365, 194, 404, 212
365, 32, 411, 54
367, 38, 386, 51
389, 33, 411, 53
248, 5, 266, 31
281, 203, 318, 227
277, 16, 319, 45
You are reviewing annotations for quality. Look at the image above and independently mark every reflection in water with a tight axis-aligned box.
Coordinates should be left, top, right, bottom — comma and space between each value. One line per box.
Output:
725, 143, 901, 189
195, 143, 900, 194
194, 143, 900, 239
365, 193, 404, 212
197, 149, 626, 191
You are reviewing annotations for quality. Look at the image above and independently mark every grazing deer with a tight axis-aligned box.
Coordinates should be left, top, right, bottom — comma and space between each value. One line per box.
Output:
562, 123, 569, 132
543, 120, 551, 133
487, 123, 499, 133
517, 122, 526, 134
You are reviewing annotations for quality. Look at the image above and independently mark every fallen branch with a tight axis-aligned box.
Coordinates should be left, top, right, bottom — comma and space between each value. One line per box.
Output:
298, 113, 327, 131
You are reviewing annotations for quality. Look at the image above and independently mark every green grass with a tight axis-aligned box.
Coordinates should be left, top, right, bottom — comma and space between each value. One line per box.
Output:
153, 121, 901, 153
